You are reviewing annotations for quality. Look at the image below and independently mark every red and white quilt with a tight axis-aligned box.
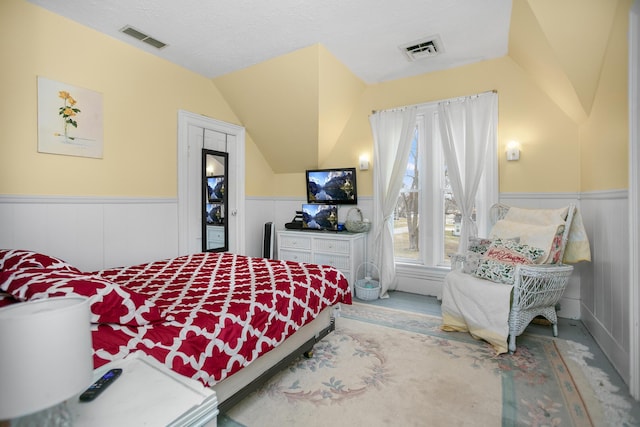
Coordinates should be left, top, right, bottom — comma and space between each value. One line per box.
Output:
0, 250, 351, 387
92, 252, 351, 386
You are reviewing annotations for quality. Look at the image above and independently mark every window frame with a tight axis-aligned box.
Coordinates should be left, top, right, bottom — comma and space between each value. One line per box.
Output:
394, 102, 498, 269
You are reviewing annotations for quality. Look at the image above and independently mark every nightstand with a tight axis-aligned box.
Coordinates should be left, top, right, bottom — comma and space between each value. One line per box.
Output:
68, 352, 218, 426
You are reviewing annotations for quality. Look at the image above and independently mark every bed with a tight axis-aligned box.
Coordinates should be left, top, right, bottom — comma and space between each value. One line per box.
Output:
0, 249, 352, 414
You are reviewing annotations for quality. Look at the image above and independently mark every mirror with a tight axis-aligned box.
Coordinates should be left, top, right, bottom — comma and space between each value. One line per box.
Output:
202, 149, 228, 252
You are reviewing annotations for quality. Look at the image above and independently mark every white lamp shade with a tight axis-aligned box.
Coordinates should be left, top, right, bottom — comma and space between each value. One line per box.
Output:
0, 297, 93, 420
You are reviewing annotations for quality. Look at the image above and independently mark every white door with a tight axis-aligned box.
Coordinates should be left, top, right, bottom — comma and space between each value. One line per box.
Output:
178, 110, 246, 255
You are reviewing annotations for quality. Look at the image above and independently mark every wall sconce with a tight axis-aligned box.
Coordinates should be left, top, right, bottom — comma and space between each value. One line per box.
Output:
506, 141, 520, 161
359, 154, 370, 171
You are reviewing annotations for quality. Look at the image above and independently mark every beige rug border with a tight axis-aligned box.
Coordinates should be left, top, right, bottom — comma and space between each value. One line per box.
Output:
348, 301, 610, 427
347, 300, 440, 318
553, 338, 607, 426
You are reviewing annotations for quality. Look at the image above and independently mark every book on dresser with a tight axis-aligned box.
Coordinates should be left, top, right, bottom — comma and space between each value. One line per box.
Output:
276, 229, 366, 294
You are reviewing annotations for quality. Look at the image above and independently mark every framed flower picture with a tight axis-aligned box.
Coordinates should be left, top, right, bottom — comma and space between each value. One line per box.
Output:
37, 76, 104, 158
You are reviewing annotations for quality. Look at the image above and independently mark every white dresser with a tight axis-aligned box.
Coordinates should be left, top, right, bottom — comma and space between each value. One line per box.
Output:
206, 225, 225, 249
276, 230, 366, 293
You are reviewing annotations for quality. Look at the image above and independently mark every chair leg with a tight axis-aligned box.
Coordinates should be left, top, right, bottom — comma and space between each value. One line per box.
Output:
508, 333, 516, 353
552, 323, 558, 337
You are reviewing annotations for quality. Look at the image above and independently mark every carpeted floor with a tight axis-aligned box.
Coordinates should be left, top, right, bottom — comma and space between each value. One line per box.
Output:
218, 302, 638, 426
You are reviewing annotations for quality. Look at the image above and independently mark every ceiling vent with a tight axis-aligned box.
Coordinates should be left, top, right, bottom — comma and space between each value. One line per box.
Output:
399, 35, 443, 61
120, 25, 167, 49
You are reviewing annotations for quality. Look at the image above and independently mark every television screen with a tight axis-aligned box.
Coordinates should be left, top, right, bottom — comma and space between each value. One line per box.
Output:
205, 203, 224, 225
302, 204, 338, 231
306, 167, 357, 204
206, 176, 225, 202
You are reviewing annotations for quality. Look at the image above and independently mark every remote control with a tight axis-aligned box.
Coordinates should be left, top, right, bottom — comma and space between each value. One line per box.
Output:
78, 368, 122, 402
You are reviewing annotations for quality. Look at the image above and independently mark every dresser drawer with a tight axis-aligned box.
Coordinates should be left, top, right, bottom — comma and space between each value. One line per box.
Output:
279, 249, 312, 264
314, 253, 351, 271
276, 230, 366, 292
279, 235, 312, 250
206, 227, 224, 241
313, 238, 350, 254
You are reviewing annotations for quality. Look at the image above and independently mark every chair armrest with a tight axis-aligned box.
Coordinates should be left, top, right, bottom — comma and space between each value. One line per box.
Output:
512, 264, 573, 309
515, 264, 574, 280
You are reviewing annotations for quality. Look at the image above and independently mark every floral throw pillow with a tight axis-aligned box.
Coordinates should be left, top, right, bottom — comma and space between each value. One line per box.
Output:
0, 249, 80, 273
467, 238, 493, 255
0, 269, 162, 326
486, 239, 545, 263
474, 258, 520, 285
472, 239, 545, 284
462, 251, 484, 274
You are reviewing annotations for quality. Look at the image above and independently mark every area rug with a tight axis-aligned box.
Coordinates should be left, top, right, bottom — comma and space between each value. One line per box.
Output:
218, 302, 629, 427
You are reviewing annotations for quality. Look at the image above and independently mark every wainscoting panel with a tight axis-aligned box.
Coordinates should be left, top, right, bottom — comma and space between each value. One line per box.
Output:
579, 191, 630, 383
0, 200, 104, 271
102, 202, 179, 270
244, 197, 277, 258
0, 196, 179, 272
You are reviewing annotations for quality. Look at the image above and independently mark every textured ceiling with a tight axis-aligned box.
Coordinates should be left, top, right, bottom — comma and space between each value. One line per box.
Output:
26, 0, 512, 83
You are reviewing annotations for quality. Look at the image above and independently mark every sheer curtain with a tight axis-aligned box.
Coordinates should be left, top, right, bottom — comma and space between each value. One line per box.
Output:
369, 107, 418, 298
437, 92, 498, 253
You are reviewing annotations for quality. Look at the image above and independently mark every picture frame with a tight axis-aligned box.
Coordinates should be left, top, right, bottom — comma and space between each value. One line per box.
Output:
37, 76, 104, 159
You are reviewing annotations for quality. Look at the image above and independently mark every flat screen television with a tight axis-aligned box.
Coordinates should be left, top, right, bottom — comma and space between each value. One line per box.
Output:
306, 167, 357, 204
205, 203, 224, 225
301, 204, 338, 231
206, 176, 225, 202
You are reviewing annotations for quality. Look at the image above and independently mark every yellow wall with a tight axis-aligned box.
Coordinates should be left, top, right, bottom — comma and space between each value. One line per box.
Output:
265, 2, 629, 198
0, 0, 242, 197
579, 0, 630, 191
213, 46, 321, 174
248, 53, 585, 199
320, 56, 582, 196
2, 0, 629, 199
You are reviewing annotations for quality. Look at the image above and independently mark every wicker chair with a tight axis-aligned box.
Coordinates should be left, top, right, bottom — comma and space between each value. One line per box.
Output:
444, 203, 576, 354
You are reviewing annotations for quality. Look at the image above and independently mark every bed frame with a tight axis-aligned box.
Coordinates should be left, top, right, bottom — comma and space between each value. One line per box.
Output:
212, 306, 337, 413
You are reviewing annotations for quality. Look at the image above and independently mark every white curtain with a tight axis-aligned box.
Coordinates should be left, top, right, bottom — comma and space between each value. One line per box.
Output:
437, 92, 497, 253
370, 107, 418, 298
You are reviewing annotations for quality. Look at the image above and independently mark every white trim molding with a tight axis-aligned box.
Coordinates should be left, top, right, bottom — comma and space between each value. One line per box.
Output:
628, 0, 640, 401
0, 195, 177, 204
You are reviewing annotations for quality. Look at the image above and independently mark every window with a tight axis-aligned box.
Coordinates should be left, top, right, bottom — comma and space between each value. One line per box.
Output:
393, 104, 496, 268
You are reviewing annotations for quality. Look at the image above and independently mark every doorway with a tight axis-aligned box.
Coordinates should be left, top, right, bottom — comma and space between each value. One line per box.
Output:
177, 110, 246, 255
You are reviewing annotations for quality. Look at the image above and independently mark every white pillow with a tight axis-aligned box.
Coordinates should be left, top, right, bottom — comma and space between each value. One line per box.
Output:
503, 206, 568, 226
